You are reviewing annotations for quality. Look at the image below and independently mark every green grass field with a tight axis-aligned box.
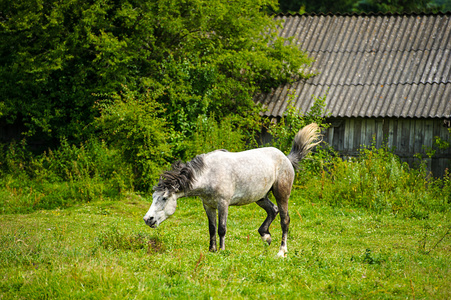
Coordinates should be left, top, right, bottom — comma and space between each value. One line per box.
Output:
1, 191, 450, 299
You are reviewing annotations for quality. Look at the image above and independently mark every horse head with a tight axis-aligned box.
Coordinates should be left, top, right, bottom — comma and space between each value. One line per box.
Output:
143, 190, 179, 228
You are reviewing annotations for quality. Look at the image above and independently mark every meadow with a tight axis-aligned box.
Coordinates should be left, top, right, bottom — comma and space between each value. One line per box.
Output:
1, 138, 450, 299
1, 188, 450, 299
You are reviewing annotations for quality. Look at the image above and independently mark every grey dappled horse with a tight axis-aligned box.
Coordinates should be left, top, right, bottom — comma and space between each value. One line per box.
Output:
144, 123, 321, 257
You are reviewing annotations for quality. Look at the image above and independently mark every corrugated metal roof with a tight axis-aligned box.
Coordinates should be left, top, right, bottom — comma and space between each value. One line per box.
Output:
256, 14, 451, 118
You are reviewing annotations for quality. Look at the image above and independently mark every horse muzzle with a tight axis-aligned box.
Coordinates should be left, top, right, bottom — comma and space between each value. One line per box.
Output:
143, 215, 158, 228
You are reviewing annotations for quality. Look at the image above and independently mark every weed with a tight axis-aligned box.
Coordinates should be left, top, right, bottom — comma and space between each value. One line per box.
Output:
94, 222, 161, 253
360, 248, 386, 265
185, 114, 247, 158
419, 224, 451, 254
0, 138, 135, 213
297, 143, 450, 215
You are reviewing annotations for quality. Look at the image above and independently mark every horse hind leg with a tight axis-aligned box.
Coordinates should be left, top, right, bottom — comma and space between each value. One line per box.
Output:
276, 204, 290, 258
256, 196, 279, 245
273, 177, 293, 258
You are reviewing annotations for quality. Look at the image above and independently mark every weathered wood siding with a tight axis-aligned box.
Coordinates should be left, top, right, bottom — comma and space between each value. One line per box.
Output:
324, 117, 451, 177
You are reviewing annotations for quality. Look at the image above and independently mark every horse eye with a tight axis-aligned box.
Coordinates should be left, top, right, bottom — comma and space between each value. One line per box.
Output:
161, 197, 167, 201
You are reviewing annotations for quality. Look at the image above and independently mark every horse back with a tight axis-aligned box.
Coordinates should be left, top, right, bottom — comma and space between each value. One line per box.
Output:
198, 147, 294, 206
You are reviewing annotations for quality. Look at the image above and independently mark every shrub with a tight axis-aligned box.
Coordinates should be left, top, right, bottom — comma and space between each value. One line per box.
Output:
0, 138, 133, 214
184, 115, 248, 158
266, 91, 329, 153
297, 143, 450, 215
94, 86, 172, 191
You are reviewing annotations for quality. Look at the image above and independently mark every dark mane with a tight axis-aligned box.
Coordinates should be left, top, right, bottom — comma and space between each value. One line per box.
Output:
154, 155, 205, 193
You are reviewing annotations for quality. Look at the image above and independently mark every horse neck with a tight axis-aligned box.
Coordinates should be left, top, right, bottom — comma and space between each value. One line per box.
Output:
183, 154, 211, 197
184, 171, 208, 197
184, 182, 203, 197
175, 191, 187, 199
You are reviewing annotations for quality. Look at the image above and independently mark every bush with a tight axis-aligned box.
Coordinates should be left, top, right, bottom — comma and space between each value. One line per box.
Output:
94, 86, 172, 191
184, 115, 248, 158
296, 143, 451, 215
266, 92, 329, 153
0, 138, 133, 214
1, 0, 312, 146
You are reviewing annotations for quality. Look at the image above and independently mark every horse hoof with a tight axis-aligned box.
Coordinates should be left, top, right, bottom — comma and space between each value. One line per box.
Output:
261, 234, 272, 245
276, 251, 287, 258
277, 246, 287, 258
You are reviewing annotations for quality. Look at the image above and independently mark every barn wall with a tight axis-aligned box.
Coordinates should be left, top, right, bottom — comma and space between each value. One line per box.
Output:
324, 117, 451, 177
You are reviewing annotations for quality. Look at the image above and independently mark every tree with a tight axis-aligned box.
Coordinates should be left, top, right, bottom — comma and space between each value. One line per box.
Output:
354, 0, 442, 13
277, 0, 444, 14
278, 0, 355, 14
0, 0, 313, 148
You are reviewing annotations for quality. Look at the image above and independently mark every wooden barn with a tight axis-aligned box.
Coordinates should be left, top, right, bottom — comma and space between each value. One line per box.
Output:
256, 13, 451, 177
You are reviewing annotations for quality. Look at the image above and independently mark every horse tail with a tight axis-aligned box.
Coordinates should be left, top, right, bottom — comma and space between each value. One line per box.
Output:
287, 123, 322, 171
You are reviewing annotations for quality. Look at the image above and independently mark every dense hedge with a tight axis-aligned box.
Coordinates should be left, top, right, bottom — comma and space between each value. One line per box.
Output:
1, 0, 312, 150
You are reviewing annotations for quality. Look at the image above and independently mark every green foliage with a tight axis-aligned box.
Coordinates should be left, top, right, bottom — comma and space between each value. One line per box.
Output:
0, 85, 257, 213
1, 0, 316, 205
185, 115, 248, 158
0, 139, 33, 180
278, 0, 356, 13
1, 0, 100, 141
0, 138, 133, 214
267, 91, 329, 154
277, 0, 445, 14
297, 143, 451, 215
94, 86, 171, 190
354, 0, 443, 13
434, 128, 451, 151
1, 0, 312, 146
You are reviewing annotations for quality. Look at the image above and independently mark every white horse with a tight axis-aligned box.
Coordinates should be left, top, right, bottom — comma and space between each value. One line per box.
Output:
144, 123, 321, 257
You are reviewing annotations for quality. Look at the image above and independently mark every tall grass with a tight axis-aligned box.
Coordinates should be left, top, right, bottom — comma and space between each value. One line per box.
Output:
297, 143, 450, 217
1, 124, 449, 217
0, 138, 134, 214
0, 112, 251, 214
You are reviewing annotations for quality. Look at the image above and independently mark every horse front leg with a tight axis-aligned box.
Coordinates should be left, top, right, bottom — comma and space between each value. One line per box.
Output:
217, 203, 229, 251
203, 204, 217, 252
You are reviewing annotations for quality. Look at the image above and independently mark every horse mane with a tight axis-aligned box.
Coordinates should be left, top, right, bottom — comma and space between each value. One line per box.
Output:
154, 155, 205, 193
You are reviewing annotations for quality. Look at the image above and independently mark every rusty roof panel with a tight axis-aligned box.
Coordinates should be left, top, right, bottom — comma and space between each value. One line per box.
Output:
258, 14, 451, 119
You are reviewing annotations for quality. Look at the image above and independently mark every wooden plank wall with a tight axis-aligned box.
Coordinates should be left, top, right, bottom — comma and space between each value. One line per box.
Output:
324, 117, 451, 177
